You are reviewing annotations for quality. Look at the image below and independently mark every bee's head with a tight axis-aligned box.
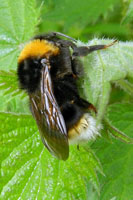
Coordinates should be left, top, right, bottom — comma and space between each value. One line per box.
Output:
17, 39, 59, 93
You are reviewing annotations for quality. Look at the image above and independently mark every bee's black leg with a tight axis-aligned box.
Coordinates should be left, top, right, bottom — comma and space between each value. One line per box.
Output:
71, 57, 84, 77
72, 40, 118, 58
88, 104, 97, 113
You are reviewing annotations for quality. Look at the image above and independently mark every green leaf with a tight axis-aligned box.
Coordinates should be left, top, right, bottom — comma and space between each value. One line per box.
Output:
0, 0, 39, 71
80, 39, 133, 123
105, 121, 133, 144
92, 103, 133, 200
0, 112, 103, 199
104, 102, 133, 144
105, 103, 133, 138
0, 69, 29, 113
0, 0, 39, 112
0, 70, 25, 98
114, 79, 133, 96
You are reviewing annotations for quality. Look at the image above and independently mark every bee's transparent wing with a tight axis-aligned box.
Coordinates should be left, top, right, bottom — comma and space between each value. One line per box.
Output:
30, 65, 69, 160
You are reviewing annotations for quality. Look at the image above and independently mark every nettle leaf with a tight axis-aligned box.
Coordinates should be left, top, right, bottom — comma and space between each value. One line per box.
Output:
114, 79, 133, 96
92, 103, 133, 200
80, 39, 133, 123
0, 0, 40, 111
0, 0, 39, 71
0, 70, 28, 113
0, 70, 25, 98
105, 103, 133, 142
0, 112, 102, 199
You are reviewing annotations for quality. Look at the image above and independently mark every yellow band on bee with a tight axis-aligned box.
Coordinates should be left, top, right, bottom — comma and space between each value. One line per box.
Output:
18, 39, 59, 63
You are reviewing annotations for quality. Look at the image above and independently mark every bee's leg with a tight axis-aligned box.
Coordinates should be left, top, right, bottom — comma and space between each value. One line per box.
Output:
72, 40, 117, 58
76, 97, 97, 114
71, 57, 84, 77
88, 104, 97, 113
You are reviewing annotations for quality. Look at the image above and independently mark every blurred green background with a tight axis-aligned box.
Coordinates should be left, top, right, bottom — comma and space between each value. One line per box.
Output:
37, 0, 133, 42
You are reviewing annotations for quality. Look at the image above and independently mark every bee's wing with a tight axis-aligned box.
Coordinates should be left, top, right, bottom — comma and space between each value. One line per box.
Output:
30, 65, 69, 160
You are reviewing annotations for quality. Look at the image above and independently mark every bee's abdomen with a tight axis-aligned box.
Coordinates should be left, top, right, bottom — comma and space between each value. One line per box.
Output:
53, 75, 91, 130
61, 102, 84, 130
68, 113, 101, 144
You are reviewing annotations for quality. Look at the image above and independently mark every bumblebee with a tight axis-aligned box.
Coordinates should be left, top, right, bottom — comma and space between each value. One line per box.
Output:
17, 32, 117, 160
